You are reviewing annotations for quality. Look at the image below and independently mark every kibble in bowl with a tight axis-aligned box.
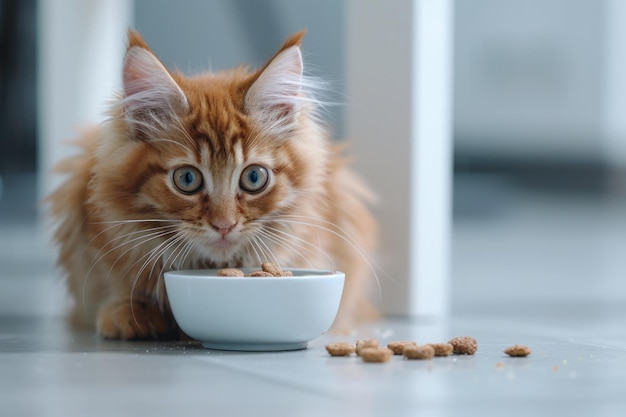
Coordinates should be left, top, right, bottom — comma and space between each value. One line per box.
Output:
164, 268, 344, 351
217, 262, 294, 278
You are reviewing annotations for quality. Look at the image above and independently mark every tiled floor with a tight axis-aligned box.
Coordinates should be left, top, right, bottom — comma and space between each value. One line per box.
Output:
2, 313, 625, 417
1, 174, 626, 416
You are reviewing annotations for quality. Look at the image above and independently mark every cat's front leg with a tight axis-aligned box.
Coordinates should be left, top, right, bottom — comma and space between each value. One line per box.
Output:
96, 298, 178, 340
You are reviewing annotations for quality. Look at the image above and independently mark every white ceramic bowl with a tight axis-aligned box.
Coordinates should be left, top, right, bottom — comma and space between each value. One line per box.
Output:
164, 268, 345, 351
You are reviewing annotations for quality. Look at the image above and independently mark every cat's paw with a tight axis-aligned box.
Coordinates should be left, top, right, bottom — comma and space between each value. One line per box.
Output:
97, 299, 177, 340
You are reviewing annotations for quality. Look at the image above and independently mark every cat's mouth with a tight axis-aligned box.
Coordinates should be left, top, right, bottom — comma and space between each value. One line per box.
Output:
165, 239, 243, 271
169, 227, 246, 268
212, 238, 237, 251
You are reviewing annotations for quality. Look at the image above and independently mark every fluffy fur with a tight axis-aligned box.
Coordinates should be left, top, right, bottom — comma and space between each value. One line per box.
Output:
48, 30, 378, 339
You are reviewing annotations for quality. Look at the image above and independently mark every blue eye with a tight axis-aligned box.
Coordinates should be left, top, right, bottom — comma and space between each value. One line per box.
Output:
240, 164, 269, 193
172, 166, 203, 194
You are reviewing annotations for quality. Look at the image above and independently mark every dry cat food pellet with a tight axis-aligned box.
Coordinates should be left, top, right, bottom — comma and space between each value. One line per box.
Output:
355, 339, 379, 355
250, 262, 293, 277
428, 343, 454, 357
448, 336, 478, 355
403, 344, 435, 360
325, 342, 355, 357
359, 347, 393, 363
247, 270, 274, 277
387, 341, 417, 355
217, 268, 245, 277
216, 263, 294, 278
261, 262, 284, 276
504, 344, 532, 357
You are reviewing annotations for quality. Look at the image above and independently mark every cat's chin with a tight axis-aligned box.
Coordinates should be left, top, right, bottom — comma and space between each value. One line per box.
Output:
162, 238, 245, 270
195, 240, 245, 267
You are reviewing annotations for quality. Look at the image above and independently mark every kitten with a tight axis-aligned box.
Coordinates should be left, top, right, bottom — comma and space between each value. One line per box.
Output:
48, 30, 378, 339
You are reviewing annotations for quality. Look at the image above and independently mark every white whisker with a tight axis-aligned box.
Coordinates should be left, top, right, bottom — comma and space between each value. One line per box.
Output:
244, 236, 263, 265
255, 229, 299, 265
129, 233, 184, 331
257, 227, 335, 269
164, 236, 189, 271
79, 218, 177, 261
253, 234, 281, 268
85, 224, 177, 284
176, 235, 202, 270
251, 235, 272, 267
255, 228, 317, 267
259, 216, 385, 299
100, 228, 179, 283
81, 226, 178, 316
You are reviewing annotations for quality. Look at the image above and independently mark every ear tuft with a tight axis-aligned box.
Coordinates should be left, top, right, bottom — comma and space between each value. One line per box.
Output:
122, 45, 188, 138
281, 30, 307, 50
127, 29, 150, 50
245, 45, 304, 135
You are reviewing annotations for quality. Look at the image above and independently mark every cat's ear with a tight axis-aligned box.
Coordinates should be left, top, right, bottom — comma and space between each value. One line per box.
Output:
122, 31, 188, 136
245, 31, 306, 136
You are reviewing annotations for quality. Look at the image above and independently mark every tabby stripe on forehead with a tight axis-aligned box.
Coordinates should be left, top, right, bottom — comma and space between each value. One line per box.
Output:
193, 130, 241, 161
192, 126, 227, 160
195, 132, 214, 158
233, 142, 244, 166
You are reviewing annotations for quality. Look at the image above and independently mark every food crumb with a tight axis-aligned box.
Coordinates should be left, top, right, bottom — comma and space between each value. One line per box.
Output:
504, 344, 532, 357
495, 362, 505, 368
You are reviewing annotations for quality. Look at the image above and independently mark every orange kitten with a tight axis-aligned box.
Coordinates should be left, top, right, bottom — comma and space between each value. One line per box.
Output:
48, 30, 378, 339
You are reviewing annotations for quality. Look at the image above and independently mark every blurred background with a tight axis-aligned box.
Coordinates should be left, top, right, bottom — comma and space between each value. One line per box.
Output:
1, 0, 625, 319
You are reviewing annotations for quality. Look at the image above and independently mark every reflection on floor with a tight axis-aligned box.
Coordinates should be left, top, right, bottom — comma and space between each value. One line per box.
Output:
1, 173, 625, 416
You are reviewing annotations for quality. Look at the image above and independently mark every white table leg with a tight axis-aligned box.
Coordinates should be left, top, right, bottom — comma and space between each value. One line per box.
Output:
345, 0, 453, 318
603, 0, 626, 171
37, 0, 132, 206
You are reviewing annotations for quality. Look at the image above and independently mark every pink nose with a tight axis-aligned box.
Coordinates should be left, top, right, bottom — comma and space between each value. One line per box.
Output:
210, 220, 236, 238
